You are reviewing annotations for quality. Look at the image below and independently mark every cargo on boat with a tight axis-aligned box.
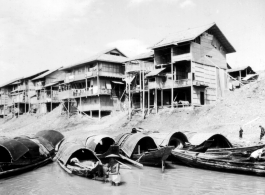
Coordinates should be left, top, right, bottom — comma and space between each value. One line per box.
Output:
57, 141, 105, 180
0, 130, 64, 178
115, 132, 173, 167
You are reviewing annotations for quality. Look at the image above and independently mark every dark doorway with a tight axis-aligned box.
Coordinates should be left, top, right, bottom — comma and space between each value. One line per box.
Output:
200, 92, 205, 105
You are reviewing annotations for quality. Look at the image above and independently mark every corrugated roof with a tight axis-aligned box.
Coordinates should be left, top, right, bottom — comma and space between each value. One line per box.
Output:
145, 68, 166, 77
62, 48, 128, 71
151, 23, 236, 54
125, 51, 154, 62
0, 77, 23, 88
32, 67, 63, 81
23, 70, 49, 80
227, 66, 255, 73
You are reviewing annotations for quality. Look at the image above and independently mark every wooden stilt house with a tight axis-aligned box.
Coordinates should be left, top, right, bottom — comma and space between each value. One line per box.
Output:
148, 23, 236, 110
58, 48, 128, 119
32, 67, 65, 113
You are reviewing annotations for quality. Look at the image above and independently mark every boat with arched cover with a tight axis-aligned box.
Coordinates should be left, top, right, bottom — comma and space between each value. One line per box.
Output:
115, 132, 173, 167
0, 130, 64, 178
85, 134, 117, 159
57, 141, 105, 180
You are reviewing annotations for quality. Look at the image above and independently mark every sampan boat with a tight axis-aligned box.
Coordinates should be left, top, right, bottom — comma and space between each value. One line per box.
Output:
57, 141, 105, 180
115, 132, 173, 167
172, 148, 265, 176
0, 130, 64, 178
188, 133, 265, 158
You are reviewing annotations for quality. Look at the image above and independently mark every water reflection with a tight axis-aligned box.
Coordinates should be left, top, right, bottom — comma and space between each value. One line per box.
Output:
0, 162, 264, 195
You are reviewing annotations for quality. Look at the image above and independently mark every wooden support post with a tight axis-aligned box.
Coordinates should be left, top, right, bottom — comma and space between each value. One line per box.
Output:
99, 96, 101, 121
190, 59, 193, 106
171, 47, 174, 110
239, 70, 241, 81
139, 71, 142, 113
68, 98, 69, 118
90, 110, 92, 118
155, 77, 157, 114
24, 91, 26, 114
147, 80, 150, 115
51, 86, 52, 112
80, 96, 81, 114
161, 89, 163, 108
128, 78, 131, 120
18, 101, 19, 118
142, 69, 145, 119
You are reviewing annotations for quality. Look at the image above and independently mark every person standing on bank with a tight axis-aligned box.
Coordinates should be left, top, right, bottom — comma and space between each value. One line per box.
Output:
239, 126, 243, 139
259, 125, 265, 140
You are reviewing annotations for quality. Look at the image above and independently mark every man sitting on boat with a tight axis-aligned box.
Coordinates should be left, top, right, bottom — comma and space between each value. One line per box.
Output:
249, 148, 265, 162
103, 154, 121, 186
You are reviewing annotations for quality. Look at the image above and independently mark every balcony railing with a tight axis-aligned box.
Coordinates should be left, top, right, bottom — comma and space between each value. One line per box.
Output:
172, 53, 192, 62
149, 79, 192, 89
126, 62, 154, 73
64, 71, 98, 83
58, 88, 112, 99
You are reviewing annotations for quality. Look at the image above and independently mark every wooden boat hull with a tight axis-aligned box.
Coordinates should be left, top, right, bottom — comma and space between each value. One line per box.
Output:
0, 158, 52, 178
206, 144, 265, 154
172, 149, 265, 176
132, 146, 173, 166
57, 160, 105, 181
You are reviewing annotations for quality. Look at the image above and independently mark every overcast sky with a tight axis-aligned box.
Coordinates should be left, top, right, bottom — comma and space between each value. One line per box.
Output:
0, 0, 264, 85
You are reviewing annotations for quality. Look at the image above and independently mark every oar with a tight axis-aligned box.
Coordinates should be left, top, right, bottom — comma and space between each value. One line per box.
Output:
116, 160, 132, 170
120, 154, 143, 169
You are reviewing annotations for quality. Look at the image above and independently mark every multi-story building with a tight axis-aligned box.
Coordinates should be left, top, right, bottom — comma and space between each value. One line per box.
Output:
125, 23, 236, 116
0, 78, 22, 117
0, 70, 49, 117
124, 51, 154, 112
58, 48, 128, 119
31, 67, 65, 113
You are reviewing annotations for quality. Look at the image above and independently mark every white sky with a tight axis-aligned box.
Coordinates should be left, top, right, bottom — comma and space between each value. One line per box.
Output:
0, 0, 264, 84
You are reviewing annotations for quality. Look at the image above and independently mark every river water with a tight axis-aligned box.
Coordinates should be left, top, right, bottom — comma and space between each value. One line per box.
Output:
0, 162, 264, 195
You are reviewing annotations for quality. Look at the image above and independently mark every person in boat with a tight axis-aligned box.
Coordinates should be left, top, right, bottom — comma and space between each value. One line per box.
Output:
70, 157, 97, 170
249, 148, 265, 162
70, 157, 104, 178
103, 154, 121, 186
239, 126, 243, 139
259, 125, 265, 140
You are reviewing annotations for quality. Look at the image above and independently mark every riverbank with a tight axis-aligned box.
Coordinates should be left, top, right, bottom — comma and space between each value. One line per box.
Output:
1, 72, 265, 146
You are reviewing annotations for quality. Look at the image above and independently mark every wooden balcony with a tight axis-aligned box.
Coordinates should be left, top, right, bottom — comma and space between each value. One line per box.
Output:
58, 88, 112, 99
35, 85, 44, 90
172, 53, 192, 62
149, 79, 192, 89
64, 71, 97, 83
126, 62, 154, 73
